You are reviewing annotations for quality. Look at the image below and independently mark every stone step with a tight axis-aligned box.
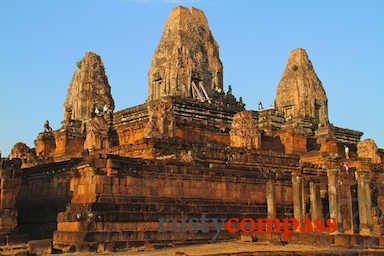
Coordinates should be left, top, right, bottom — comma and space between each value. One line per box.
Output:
65, 201, 268, 213
0, 235, 29, 246
58, 210, 268, 222
0, 243, 29, 256
53, 229, 239, 246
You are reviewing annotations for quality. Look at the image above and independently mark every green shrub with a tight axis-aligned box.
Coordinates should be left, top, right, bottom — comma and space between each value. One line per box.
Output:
76, 60, 82, 69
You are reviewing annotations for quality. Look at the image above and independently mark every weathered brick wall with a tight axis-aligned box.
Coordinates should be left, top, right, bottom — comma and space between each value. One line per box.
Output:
114, 121, 146, 147
13, 149, 384, 251
16, 159, 81, 240
175, 126, 230, 145
259, 133, 285, 152
34, 133, 56, 157
54, 130, 85, 157
0, 159, 22, 236
53, 155, 294, 250
276, 128, 308, 155
14, 120, 384, 251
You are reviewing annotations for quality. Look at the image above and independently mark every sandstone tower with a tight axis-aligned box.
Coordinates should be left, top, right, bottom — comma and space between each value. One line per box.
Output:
63, 52, 114, 124
148, 6, 223, 102
275, 48, 328, 126
4, 7, 383, 253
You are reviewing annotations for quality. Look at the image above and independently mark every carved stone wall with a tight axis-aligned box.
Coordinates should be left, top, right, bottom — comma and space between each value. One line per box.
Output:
230, 111, 260, 149
144, 101, 175, 138
16, 159, 80, 240
84, 116, 110, 151
52, 155, 278, 251
9, 142, 36, 166
357, 138, 381, 164
276, 126, 308, 155
34, 132, 56, 157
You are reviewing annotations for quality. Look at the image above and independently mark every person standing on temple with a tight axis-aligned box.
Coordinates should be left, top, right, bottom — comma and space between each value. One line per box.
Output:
258, 102, 263, 111
344, 145, 349, 159
227, 85, 232, 95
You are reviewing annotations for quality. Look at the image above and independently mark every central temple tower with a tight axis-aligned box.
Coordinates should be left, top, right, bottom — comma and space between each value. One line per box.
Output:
147, 6, 223, 102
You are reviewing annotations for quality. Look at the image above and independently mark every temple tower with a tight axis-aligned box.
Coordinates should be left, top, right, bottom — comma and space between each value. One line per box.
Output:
275, 48, 328, 126
63, 52, 114, 124
148, 6, 223, 102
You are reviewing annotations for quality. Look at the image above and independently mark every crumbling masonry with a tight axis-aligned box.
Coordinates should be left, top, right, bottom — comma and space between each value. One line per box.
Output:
1, 6, 384, 252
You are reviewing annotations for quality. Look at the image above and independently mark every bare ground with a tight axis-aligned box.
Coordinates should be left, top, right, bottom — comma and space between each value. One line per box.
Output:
58, 240, 384, 256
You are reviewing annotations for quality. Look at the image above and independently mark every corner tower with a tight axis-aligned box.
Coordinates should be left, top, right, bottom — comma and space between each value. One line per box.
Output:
275, 48, 328, 126
63, 52, 114, 124
148, 6, 223, 102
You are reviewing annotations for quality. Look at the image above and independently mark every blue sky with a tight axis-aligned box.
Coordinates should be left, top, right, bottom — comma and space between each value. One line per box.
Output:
1, 0, 383, 156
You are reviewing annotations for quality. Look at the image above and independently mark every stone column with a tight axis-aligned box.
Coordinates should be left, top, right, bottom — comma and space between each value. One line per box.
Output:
310, 182, 321, 222
292, 171, 305, 220
301, 176, 305, 219
266, 180, 276, 219
355, 171, 372, 235
327, 169, 342, 233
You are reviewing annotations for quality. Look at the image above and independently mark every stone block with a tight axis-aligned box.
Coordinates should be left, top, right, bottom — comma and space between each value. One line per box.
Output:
114, 184, 121, 194
1, 198, 17, 209
361, 235, 378, 247
103, 184, 112, 194
94, 158, 106, 168
29, 239, 52, 255
59, 244, 76, 253
97, 243, 106, 253
94, 183, 102, 194
77, 184, 88, 195
107, 168, 118, 176
0, 237, 6, 246
119, 178, 126, 186
372, 216, 380, 225
1, 179, 21, 189
270, 234, 284, 245
118, 185, 126, 194
58, 222, 75, 232
240, 234, 253, 242
349, 234, 362, 246
106, 159, 120, 168
334, 234, 350, 246
126, 177, 133, 186
75, 243, 90, 252
378, 236, 384, 246
6, 234, 29, 245
112, 177, 119, 186
134, 179, 143, 187
0, 169, 11, 178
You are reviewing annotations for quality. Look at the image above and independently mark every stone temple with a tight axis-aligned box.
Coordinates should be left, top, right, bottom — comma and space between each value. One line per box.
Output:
1, 6, 384, 254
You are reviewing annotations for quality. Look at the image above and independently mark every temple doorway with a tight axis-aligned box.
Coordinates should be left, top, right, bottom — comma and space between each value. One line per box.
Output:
322, 192, 329, 224
350, 184, 360, 234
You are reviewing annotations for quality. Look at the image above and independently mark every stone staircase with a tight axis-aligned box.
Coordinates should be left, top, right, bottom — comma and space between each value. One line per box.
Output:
53, 197, 268, 252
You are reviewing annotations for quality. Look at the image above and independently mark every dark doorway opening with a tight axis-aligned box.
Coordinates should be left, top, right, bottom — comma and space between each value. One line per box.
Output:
350, 184, 360, 234
322, 193, 330, 225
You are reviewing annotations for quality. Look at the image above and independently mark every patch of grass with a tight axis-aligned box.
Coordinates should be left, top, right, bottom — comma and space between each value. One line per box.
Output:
292, 65, 298, 71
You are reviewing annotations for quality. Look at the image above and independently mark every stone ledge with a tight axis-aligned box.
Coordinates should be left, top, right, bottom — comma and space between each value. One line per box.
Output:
28, 239, 52, 255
